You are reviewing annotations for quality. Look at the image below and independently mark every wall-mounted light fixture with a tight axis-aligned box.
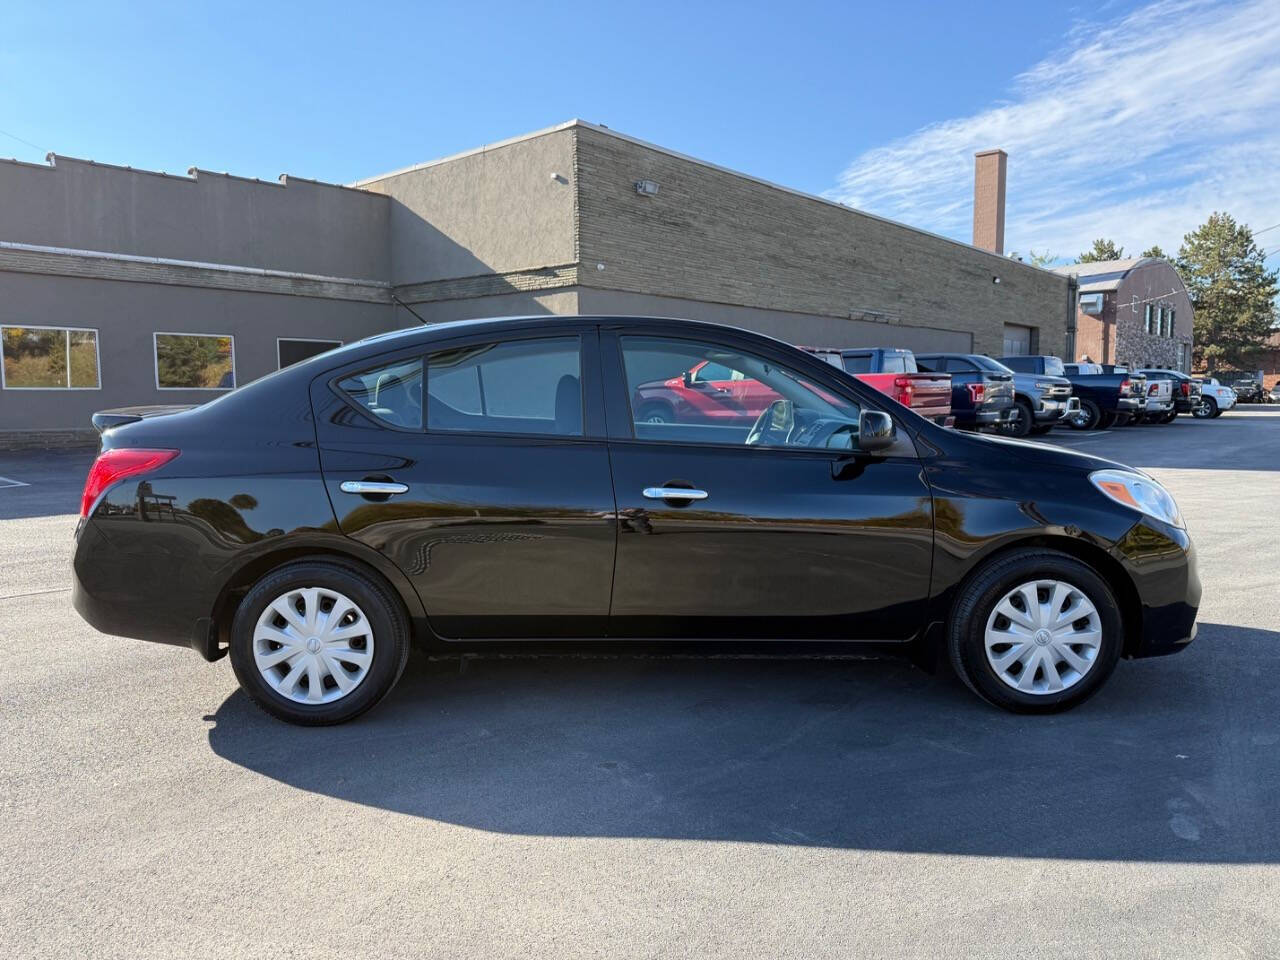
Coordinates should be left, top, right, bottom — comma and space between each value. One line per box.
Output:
992, 276, 1002, 285
635, 179, 659, 197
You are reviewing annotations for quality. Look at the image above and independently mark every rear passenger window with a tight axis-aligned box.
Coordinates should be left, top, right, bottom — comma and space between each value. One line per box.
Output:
338, 357, 423, 429
427, 336, 583, 436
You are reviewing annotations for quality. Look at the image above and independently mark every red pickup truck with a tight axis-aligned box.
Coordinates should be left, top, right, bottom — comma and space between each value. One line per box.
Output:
804, 348, 954, 425
630, 349, 953, 428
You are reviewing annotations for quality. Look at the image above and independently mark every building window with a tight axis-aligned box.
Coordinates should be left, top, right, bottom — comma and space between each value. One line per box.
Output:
277, 338, 341, 369
1, 325, 100, 390
154, 333, 235, 390
1169, 308, 1176, 337
1144, 304, 1153, 335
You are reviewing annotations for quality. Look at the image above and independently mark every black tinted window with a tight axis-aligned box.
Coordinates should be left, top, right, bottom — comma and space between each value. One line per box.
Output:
339, 357, 423, 429
427, 336, 582, 436
841, 354, 873, 374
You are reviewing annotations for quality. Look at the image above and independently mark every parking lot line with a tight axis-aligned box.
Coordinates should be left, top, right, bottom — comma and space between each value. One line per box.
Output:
0, 476, 31, 489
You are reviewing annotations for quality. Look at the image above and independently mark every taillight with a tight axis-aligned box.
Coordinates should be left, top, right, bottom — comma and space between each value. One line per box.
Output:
1119, 378, 1131, 395
1180, 381, 1190, 397
1148, 383, 1159, 396
893, 376, 914, 406
967, 382, 986, 403
80, 448, 179, 517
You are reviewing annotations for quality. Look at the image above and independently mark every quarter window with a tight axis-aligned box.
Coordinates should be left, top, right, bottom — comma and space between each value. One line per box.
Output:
620, 335, 860, 448
1, 325, 100, 389
154, 333, 235, 389
278, 338, 341, 369
426, 336, 582, 437
338, 357, 423, 429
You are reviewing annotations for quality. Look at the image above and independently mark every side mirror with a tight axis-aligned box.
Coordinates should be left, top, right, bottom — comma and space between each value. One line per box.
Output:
858, 410, 895, 452
682, 370, 694, 387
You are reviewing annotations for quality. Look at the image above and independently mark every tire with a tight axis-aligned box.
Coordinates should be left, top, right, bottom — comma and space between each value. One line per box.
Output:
636, 402, 673, 424
1005, 399, 1034, 437
1212, 407, 1226, 418
1159, 410, 1178, 424
1029, 423, 1056, 435
1068, 398, 1100, 430
947, 548, 1124, 713
229, 560, 411, 725
1098, 412, 1117, 430
1194, 397, 1217, 419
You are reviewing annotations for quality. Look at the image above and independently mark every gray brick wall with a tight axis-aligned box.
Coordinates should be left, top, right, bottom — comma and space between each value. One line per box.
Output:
574, 126, 1070, 357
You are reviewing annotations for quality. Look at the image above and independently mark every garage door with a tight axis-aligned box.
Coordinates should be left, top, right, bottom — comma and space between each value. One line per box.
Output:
1002, 323, 1034, 356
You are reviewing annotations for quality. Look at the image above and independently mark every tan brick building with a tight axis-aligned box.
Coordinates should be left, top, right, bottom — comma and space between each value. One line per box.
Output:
2, 120, 1075, 440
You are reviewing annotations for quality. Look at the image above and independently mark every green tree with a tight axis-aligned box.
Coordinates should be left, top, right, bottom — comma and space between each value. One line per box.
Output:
1077, 238, 1125, 263
1141, 245, 1167, 259
1176, 212, 1279, 371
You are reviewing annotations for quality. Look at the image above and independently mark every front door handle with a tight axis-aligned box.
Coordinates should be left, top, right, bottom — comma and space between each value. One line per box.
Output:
340, 480, 409, 496
642, 486, 708, 501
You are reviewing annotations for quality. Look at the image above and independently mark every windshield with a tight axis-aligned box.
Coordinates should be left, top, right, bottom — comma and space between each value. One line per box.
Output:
972, 355, 1014, 374
1042, 357, 1065, 376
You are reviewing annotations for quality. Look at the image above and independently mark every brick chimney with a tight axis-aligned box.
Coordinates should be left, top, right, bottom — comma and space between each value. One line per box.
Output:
973, 148, 1007, 255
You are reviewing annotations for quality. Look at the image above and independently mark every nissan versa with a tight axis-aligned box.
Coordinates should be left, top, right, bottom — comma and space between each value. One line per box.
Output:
72, 316, 1200, 724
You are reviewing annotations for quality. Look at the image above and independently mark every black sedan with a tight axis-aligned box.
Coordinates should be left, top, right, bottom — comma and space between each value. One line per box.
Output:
73, 316, 1200, 724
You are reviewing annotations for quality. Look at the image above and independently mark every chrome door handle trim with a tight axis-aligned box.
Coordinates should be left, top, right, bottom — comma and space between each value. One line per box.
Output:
642, 487, 708, 501
340, 481, 409, 495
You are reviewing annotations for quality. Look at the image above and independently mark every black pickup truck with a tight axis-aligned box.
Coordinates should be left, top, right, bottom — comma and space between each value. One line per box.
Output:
1008, 357, 1145, 429
992, 354, 1080, 436
913, 353, 1015, 429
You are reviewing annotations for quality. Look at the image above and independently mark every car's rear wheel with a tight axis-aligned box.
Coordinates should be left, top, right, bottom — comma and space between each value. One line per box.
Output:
1029, 423, 1055, 435
948, 549, 1123, 713
1194, 397, 1217, 418
229, 560, 411, 725
1068, 398, 1100, 430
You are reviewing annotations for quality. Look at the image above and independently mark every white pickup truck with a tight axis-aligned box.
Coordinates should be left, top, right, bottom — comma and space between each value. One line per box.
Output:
1139, 377, 1175, 424
1195, 377, 1239, 418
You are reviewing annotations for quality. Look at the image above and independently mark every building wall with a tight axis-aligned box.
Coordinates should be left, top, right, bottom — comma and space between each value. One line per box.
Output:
576, 288, 973, 352
0, 270, 392, 437
0, 156, 389, 279
354, 129, 577, 289
1072, 261, 1194, 370
574, 125, 1070, 357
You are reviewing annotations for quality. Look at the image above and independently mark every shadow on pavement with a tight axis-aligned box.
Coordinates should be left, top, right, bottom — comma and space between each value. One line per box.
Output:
208, 621, 1279, 862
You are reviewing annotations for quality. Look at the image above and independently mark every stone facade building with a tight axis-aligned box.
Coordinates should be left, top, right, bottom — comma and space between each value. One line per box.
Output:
1, 120, 1075, 443
1053, 258, 1194, 371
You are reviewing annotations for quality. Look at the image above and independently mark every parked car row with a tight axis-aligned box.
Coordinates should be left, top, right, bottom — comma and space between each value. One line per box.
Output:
800, 343, 1252, 434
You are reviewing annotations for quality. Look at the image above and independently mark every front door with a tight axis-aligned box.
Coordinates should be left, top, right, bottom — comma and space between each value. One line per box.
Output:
603, 330, 934, 641
312, 328, 617, 640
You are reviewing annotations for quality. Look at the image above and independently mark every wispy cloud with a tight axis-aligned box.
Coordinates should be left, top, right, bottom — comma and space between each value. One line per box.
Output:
830, 0, 1280, 262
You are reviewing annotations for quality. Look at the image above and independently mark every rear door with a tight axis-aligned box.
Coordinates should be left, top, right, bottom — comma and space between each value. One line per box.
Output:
601, 327, 934, 642
310, 325, 617, 640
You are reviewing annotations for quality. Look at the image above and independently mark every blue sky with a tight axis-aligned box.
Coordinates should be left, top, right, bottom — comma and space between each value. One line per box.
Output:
3, 0, 1277, 262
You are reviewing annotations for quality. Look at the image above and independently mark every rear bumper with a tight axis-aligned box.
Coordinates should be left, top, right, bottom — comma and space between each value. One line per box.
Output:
1144, 399, 1174, 414
71, 517, 218, 656
1112, 520, 1201, 659
963, 404, 1016, 426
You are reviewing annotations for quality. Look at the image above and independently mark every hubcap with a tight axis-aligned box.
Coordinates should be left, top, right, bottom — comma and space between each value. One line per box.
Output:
253, 586, 375, 705
984, 579, 1102, 695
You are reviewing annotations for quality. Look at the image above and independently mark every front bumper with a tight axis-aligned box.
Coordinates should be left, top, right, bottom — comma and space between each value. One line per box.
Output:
1111, 519, 1201, 658
1033, 396, 1080, 423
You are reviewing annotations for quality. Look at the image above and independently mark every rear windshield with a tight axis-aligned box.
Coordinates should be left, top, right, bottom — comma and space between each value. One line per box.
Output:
841, 354, 873, 374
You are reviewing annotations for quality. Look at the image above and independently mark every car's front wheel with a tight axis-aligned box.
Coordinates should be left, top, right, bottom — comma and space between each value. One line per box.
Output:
1194, 397, 1217, 418
229, 560, 411, 725
947, 549, 1124, 713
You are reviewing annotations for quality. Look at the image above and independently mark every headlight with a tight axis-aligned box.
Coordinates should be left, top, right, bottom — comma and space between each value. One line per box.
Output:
1089, 468, 1184, 528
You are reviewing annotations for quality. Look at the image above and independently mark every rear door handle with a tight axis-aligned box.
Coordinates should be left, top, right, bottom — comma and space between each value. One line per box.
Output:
643, 487, 708, 501
340, 480, 409, 496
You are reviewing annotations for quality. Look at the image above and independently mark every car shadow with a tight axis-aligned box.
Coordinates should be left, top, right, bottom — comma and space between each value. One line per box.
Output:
207, 622, 1279, 863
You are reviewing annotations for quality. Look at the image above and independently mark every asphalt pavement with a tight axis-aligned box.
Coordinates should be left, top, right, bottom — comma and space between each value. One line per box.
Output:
2, 409, 1279, 959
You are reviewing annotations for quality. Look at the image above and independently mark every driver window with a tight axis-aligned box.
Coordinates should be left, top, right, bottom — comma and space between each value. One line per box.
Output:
620, 335, 860, 448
